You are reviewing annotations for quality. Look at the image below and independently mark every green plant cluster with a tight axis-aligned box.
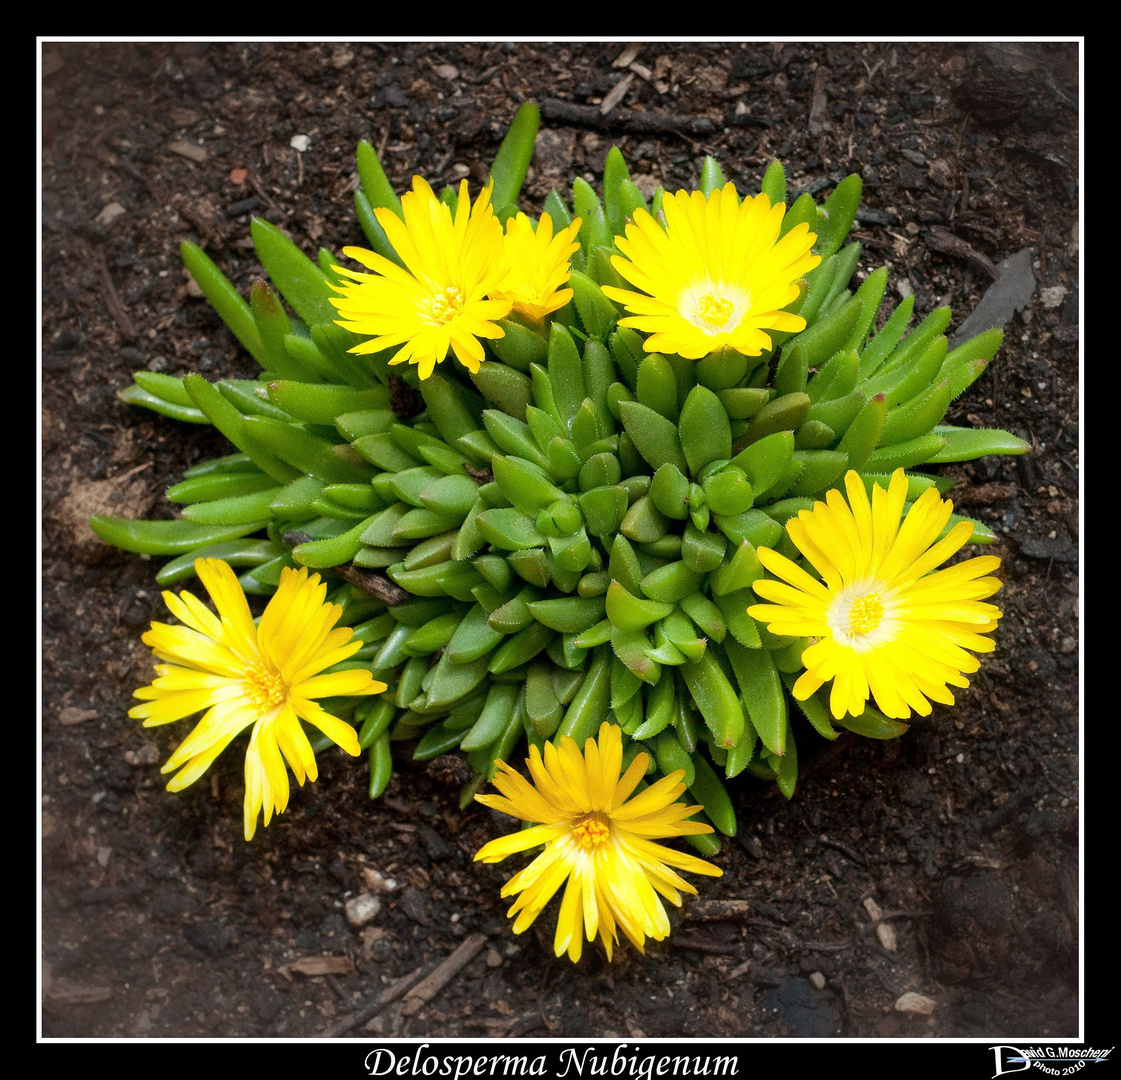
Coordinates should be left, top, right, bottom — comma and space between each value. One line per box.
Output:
92, 103, 1027, 848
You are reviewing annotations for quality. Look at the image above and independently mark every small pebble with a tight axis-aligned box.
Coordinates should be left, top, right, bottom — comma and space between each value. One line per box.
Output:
1040, 285, 1067, 309
344, 893, 381, 927
895, 991, 937, 1015
290, 134, 311, 152
168, 140, 208, 163
124, 744, 160, 766
95, 201, 126, 227
809, 972, 826, 990
485, 947, 503, 968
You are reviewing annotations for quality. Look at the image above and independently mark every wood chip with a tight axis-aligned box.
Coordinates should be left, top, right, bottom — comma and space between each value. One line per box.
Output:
44, 975, 112, 1005
168, 140, 209, 163
863, 897, 897, 952
284, 955, 353, 977
600, 73, 635, 116
809, 66, 829, 135
613, 43, 644, 69
401, 932, 487, 1015
361, 867, 398, 892
876, 923, 898, 952
59, 706, 99, 726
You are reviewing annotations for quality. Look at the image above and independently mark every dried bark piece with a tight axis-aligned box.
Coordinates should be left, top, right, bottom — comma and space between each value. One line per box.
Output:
284, 955, 353, 977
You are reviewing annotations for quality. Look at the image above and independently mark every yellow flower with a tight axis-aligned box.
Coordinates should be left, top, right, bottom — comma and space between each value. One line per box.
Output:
329, 177, 512, 380
748, 470, 1003, 721
602, 182, 820, 360
474, 722, 723, 962
487, 211, 582, 324
130, 558, 386, 840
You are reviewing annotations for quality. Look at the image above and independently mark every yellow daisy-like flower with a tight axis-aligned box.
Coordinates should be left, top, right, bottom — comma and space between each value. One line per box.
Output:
487, 211, 582, 324
329, 176, 512, 380
130, 558, 386, 840
747, 469, 1003, 721
602, 182, 821, 360
474, 722, 723, 963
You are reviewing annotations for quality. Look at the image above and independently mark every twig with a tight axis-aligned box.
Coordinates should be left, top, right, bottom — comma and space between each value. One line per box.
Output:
673, 935, 737, 956
802, 941, 854, 953
685, 899, 752, 923
325, 973, 350, 1003
248, 170, 280, 213
281, 532, 410, 605
818, 835, 867, 866
925, 227, 999, 280
401, 933, 488, 1016
96, 250, 138, 342
320, 961, 435, 1037
333, 565, 410, 606
539, 98, 715, 137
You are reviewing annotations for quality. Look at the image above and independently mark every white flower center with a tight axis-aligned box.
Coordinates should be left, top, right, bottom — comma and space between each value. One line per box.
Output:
682, 282, 748, 334
827, 582, 896, 651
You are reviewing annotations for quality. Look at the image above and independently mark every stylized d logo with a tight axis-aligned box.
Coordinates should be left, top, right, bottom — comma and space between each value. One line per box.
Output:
992, 1046, 1032, 1079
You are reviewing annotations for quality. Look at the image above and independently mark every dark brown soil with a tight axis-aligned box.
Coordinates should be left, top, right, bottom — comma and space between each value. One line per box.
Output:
41, 41, 1081, 1040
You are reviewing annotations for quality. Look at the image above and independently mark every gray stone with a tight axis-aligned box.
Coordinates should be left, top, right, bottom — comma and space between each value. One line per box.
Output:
950, 248, 1036, 348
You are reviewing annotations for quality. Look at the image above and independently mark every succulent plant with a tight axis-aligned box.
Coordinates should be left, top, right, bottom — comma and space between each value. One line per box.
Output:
92, 102, 1027, 849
